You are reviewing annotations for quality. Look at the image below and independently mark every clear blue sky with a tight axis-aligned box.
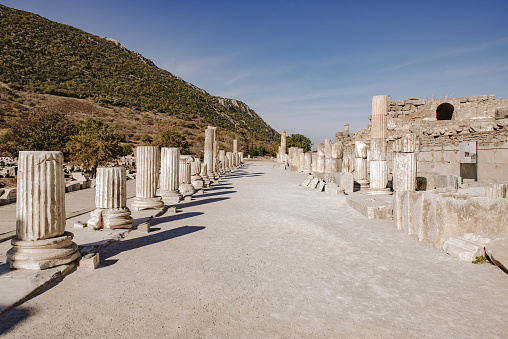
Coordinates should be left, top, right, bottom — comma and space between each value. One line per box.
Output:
3, 0, 508, 146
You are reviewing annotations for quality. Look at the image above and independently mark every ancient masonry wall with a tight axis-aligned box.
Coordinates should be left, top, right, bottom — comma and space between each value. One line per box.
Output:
363, 95, 508, 183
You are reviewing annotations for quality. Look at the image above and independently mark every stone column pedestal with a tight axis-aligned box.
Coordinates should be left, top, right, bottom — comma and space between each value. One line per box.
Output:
159, 147, 182, 204
191, 158, 204, 189
7, 151, 80, 270
131, 146, 164, 210
88, 167, 133, 229
179, 157, 195, 197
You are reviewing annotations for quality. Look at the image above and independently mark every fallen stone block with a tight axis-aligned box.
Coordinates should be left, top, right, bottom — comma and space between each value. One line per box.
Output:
443, 237, 486, 262
137, 222, 151, 233
79, 253, 100, 271
485, 235, 508, 274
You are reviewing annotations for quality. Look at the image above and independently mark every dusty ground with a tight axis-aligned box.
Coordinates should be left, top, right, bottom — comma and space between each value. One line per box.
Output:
0, 161, 507, 338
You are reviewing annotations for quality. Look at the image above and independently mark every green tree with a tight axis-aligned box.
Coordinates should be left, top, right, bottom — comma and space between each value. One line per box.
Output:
151, 128, 192, 155
65, 119, 125, 173
1, 109, 77, 157
286, 134, 312, 152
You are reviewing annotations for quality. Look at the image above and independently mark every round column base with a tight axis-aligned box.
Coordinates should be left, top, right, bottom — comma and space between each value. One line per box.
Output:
7, 232, 81, 270
160, 190, 182, 204
367, 187, 392, 195
179, 183, 195, 197
103, 208, 133, 229
131, 196, 164, 211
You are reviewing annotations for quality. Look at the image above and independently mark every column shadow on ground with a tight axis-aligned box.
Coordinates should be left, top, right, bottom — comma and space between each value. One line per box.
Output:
99, 225, 205, 267
224, 171, 264, 179
196, 190, 237, 199
0, 307, 32, 335
149, 211, 204, 227
177, 196, 230, 209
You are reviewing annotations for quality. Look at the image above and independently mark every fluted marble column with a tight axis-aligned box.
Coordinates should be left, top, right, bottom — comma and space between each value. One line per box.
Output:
219, 150, 226, 174
311, 153, 318, 172
204, 128, 214, 182
369, 95, 391, 194
7, 151, 80, 269
298, 152, 305, 172
159, 147, 182, 204
393, 134, 417, 191
88, 167, 132, 229
354, 141, 369, 189
131, 146, 164, 210
179, 157, 195, 197
226, 152, 233, 171
191, 158, 204, 189
210, 127, 219, 178
239, 151, 244, 164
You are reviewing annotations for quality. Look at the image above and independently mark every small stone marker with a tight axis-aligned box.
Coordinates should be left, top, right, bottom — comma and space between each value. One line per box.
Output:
74, 221, 86, 229
79, 253, 99, 271
137, 222, 151, 233
184, 196, 192, 202
167, 206, 177, 213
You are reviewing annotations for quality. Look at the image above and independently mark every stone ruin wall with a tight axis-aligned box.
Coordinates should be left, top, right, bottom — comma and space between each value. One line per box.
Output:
339, 95, 508, 183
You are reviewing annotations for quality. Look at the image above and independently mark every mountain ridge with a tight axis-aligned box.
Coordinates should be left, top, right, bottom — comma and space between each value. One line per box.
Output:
0, 4, 279, 150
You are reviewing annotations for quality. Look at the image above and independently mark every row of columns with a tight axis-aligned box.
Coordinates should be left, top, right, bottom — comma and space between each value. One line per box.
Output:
7, 126, 245, 270
281, 95, 418, 195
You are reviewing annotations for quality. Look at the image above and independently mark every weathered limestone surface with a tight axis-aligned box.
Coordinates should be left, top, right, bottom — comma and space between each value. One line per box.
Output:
394, 190, 508, 249
7, 151, 80, 270
485, 235, 508, 273
159, 147, 182, 204
304, 153, 312, 172
485, 183, 507, 198
324, 139, 333, 173
316, 144, 325, 173
131, 146, 164, 211
88, 167, 132, 229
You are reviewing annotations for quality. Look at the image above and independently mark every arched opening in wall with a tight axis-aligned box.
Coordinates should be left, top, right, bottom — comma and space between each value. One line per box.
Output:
436, 103, 454, 120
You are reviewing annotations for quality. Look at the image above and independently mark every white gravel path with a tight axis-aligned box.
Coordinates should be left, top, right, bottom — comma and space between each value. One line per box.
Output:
1, 160, 507, 338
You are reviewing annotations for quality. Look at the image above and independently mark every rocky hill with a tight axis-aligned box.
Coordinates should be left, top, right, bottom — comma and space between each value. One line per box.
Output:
0, 4, 279, 152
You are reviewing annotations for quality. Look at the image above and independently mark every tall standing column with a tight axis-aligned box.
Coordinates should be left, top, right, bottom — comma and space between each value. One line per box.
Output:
280, 130, 287, 162
393, 134, 417, 191
316, 144, 326, 173
88, 167, 133, 229
204, 128, 214, 182
304, 152, 312, 172
219, 150, 226, 174
331, 142, 342, 173
179, 157, 195, 197
7, 151, 80, 269
233, 139, 238, 167
131, 146, 164, 210
324, 139, 333, 173
354, 141, 369, 189
159, 147, 182, 204
369, 95, 391, 194
209, 127, 219, 178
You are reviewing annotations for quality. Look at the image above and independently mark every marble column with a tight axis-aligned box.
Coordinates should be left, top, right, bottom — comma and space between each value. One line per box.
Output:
159, 147, 182, 204
225, 153, 230, 172
324, 139, 333, 173
88, 167, 133, 229
239, 151, 244, 164
354, 141, 369, 189
304, 152, 312, 172
393, 134, 417, 191
279, 130, 287, 162
210, 127, 219, 178
219, 150, 226, 174
331, 142, 342, 173
191, 158, 204, 189
131, 146, 164, 210
204, 128, 214, 182
369, 95, 391, 194
179, 156, 195, 197
7, 151, 80, 270
311, 153, 318, 173
201, 163, 210, 187
316, 144, 326, 173
233, 139, 238, 167
298, 152, 305, 172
